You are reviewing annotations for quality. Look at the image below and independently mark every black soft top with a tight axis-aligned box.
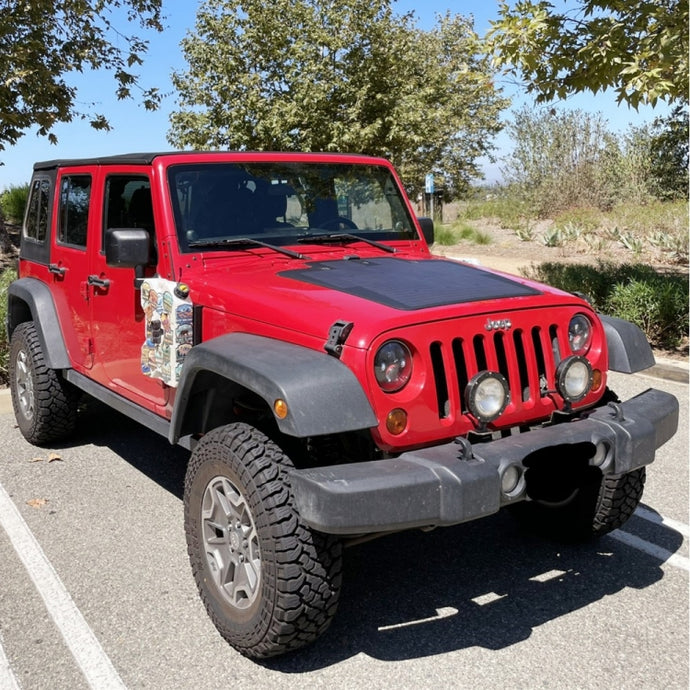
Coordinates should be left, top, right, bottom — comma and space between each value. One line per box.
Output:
32, 150, 372, 171
33, 151, 180, 171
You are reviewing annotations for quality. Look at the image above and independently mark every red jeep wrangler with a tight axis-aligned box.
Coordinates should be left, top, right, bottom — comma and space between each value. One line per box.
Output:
7, 152, 678, 658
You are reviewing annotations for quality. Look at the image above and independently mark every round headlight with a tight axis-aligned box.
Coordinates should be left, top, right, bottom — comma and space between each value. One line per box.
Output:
465, 371, 510, 423
568, 314, 592, 355
374, 340, 412, 392
556, 355, 593, 403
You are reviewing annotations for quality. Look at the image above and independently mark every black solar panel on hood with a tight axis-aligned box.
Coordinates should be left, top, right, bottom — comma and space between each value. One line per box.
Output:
280, 257, 541, 311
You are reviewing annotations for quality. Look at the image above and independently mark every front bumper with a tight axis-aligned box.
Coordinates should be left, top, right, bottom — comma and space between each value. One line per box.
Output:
289, 388, 678, 534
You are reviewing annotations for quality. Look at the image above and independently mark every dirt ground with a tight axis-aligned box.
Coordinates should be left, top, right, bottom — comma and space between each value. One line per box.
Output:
430, 215, 687, 275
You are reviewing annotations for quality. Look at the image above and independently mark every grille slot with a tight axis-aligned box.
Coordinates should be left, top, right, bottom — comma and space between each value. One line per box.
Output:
550, 324, 562, 364
513, 330, 530, 402
452, 338, 469, 414
430, 342, 449, 419
531, 327, 548, 392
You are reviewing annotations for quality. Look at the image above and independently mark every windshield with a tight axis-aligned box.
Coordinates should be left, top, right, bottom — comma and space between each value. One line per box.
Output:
167, 161, 418, 252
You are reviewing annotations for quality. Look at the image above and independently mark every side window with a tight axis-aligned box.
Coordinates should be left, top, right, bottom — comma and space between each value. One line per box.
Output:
24, 178, 51, 243
58, 175, 91, 247
103, 175, 153, 235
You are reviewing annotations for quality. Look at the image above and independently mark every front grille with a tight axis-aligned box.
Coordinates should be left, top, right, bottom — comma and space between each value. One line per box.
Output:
430, 323, 563, 420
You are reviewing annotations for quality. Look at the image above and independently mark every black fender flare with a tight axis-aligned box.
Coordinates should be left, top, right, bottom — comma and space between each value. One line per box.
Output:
6, 278, 71, 369
170, 333, 378, 443
599, 314, 655, 373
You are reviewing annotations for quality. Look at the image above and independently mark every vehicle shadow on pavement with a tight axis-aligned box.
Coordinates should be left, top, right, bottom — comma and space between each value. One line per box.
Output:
267, 509, 679, 670
65, 399, 189, 498
64, 401, 680, 670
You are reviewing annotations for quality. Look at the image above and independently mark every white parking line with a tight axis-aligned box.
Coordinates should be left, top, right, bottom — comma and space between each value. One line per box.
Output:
635, 506, 690, 538
610, 506, 690, 571
0, 484, 127, 690
0, 631, 20, 690
610, 530, 690, 571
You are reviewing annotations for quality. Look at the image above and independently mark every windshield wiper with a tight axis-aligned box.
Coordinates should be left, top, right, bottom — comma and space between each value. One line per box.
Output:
297, 233, 396, 253
188, 237, 306, 259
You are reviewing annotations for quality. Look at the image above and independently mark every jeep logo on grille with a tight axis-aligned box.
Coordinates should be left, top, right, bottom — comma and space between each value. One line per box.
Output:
485, 317, 512, 331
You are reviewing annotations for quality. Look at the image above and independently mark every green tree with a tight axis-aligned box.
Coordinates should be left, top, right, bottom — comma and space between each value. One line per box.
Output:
502, 106, 624, 215
618, 123, 656, 204
0, 0, 163, 151
168, 0, 508, 196
488, 0, 689, 108
620, 105, 689, 202
647, 105, 689, 200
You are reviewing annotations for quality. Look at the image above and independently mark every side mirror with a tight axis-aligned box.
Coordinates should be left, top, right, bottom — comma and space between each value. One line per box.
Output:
417, 217, 434, 246
105, 228, 151, 268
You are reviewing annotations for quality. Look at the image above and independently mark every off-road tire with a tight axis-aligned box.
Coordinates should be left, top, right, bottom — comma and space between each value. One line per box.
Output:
9, 321, 79, 445
512, 466, 646, 542
184, 422, 342, 658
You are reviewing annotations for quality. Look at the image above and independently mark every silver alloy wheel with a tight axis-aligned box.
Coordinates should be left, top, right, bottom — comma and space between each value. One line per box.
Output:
201, 475, 261, 609
14, 348, 35, 421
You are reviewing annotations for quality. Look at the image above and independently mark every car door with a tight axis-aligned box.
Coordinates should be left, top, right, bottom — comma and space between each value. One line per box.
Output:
48, 169, 96, 371
86, 169, 170, 410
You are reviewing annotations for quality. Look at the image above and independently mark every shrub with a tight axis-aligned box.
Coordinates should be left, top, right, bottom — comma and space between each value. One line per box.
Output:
552, 207, 601, 232
521, 261, 688, 349
0, 266, 17, 384
472, 229, 492, 245
502, 107, 624, 216
433, 221, 493, 247
0, 184, 29, 223
461, 191, 535, 229
609, 278, 689, 349
541, 227, 563, 247
434, 224, 458, 246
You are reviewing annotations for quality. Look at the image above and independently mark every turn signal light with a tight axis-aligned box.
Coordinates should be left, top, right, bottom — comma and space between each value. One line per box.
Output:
273, 399, 289, 419
386, 408, 408, 435
592, 368, 603, 392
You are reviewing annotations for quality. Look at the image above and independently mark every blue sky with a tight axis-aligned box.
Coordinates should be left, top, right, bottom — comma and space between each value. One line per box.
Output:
0, 0, 671, 189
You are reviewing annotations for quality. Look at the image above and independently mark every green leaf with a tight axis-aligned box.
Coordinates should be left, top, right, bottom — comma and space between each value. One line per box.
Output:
0, 0, 164, 151
168, 0, 509, 195
488, 0, 688, 107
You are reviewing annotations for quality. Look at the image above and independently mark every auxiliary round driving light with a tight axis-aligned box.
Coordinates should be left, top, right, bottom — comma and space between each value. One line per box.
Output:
556, 355, 593, 403
465, 371, 510, 424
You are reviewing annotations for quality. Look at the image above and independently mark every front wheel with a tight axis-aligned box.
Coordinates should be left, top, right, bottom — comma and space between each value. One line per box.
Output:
184, 423, 342, 658
511, 466, 646, 542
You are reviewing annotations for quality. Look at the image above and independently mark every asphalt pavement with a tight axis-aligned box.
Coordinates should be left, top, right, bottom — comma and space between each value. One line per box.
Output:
0, 365, 687, 689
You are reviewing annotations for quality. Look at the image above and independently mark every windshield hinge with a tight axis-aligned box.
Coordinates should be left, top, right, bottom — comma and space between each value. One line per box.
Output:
324, 320, 354, 357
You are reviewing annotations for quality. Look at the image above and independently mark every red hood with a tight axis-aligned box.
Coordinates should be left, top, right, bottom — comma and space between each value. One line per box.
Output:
183, 251, 589, 350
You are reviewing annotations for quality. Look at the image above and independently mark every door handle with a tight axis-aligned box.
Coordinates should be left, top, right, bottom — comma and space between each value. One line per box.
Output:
48, 263, 66, 276
87, 274, 111, 289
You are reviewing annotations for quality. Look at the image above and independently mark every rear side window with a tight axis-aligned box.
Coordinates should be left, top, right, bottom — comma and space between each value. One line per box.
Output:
103, 175, 153, 234
24, 178, 51, 243
58, 175, 92, 247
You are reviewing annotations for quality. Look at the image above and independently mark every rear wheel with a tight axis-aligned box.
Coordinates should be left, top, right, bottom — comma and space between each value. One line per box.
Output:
184, 422, 342, 658
511, 464, 646, 542
9, 322, 78, 445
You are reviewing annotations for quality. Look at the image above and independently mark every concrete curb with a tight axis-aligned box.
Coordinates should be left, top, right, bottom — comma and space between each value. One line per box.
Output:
0, 388, 11, 415
640, 358, 689, 384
